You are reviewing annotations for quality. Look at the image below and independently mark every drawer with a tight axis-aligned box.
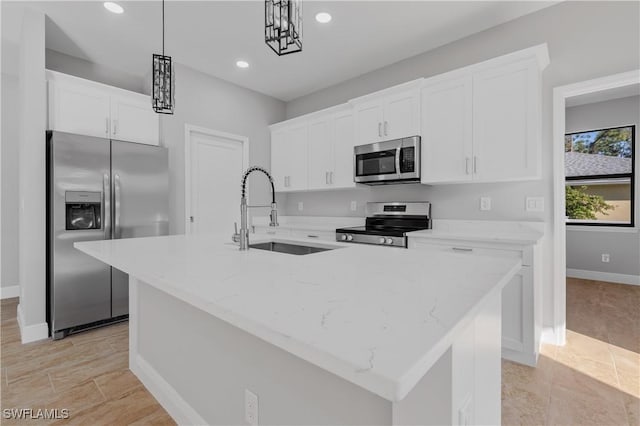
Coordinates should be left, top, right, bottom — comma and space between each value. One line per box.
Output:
253, 226, 291, 237
289, 229, 335, 242
409, 240, 523, 261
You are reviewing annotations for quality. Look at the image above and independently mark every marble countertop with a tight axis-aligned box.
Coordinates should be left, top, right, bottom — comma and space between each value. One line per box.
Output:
75, 234, 520, 402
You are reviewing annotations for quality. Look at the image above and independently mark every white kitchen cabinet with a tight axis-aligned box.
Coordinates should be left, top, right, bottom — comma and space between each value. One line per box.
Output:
307, 116, 335, 190
48, 73, 111, 139
332, 110, 356, 188
352, 81, 421, 146
472, 58, 540, 181
421, 76, 473, 183
408, 237, 540, 366
47, 70, 159, 146
270, 123, 308, 192
110, 93, 159, 146
420, 46, 546, 184
271, 107, 355, 193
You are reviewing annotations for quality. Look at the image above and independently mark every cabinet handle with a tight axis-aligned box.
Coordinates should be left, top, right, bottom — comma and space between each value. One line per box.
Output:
473, 156, 478, 174
307, 234, 319, 238
113, 119, 118, 136
330, 171, 334, 184
452, 247, 473, 252
384, 121, 388, 136
105, 118, 109, 135
465, 157, 470, 175
378, 122, 382, 137
325, 171, 329, 185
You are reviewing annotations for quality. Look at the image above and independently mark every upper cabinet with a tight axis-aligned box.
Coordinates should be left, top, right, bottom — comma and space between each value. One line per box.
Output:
47, 70, 160, 146
269, 44, 549, 191
271, 122, 308, 192
270, 106, 355, 193
421, 76, 473, 183
420, 45, 548, 184
351, 80, 421, 146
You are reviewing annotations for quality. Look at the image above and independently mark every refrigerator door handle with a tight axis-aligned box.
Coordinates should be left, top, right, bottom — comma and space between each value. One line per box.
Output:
103, 173, 111, 239
114, 173, 121, 239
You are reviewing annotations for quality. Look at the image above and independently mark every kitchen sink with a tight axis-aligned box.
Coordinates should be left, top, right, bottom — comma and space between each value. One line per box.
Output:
249, 241, 338, 255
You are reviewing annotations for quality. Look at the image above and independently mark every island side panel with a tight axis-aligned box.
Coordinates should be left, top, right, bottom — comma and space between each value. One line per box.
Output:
392, 290, 502, 426
129, 279, 393, 425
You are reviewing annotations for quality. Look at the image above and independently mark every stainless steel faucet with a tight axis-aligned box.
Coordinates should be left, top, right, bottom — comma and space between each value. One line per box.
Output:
232, 166, 278, 250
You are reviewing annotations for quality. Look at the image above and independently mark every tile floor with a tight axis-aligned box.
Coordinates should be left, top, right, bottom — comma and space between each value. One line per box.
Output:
1, 278, 638, 425
502, 278, 640, 425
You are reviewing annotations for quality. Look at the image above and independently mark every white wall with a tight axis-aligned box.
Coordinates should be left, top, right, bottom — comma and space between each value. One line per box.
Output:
45, 48, 146, 94
565, 95, 640, 278
282, 1, 640, 333
154, 63, 286, 235
17, 7, 48, 341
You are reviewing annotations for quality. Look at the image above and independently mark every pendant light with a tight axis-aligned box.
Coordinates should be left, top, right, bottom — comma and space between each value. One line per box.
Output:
152, 0, 174, 114
265, 0, 302, 56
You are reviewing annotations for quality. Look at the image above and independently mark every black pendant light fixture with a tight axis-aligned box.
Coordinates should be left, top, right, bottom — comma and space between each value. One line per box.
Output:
265, 0, 302, 56
152, 0, 174, 114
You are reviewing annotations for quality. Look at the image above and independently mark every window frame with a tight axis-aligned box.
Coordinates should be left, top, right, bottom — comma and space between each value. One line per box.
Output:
565, 124, 636, 228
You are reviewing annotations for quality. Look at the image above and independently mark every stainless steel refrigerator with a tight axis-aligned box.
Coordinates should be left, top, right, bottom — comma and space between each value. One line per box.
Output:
46, 131, 169, 339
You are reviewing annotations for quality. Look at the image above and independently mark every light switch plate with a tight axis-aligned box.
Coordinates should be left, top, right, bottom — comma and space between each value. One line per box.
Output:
526, 197, 544, 212
297, 202, 304, 211
480, 197, 491, 211
350, 201, 357, 211
245, 389, 258, 426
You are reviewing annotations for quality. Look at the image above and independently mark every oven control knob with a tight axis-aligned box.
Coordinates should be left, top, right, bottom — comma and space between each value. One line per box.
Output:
386, 238, 394, 245
341, 234, 347, 241
346, 234, 353, 241
379, 237, 386, 244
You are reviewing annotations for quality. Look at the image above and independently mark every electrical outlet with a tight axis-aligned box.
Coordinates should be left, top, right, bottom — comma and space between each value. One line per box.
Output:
526, 197, 544, 212
297, 202, 303, 211
245, 389, 258, 426
350, 201, 357, 211
480, 197, 491, 211
602, 253, 610, 263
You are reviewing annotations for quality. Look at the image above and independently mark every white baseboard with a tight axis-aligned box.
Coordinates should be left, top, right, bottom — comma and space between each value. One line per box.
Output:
16, 303, 49, 344
502, 348, 537, 367
566, 268, 640, 286
131, 355, 207, 426
0, 285, 20, 299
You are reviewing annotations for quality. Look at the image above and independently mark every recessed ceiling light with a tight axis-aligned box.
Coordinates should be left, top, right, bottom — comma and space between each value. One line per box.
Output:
236, 60, 250, 69
315, 12, 332, 24
104, 2, 124, 14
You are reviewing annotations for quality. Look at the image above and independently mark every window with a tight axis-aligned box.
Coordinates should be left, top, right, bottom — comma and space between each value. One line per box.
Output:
565, 125, 635, 226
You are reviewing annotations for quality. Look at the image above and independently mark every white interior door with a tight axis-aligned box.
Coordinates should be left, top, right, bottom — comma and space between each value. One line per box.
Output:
186, 127, 247, 236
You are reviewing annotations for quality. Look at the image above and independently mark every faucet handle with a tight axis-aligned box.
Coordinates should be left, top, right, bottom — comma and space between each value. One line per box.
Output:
232, 222, 240, 243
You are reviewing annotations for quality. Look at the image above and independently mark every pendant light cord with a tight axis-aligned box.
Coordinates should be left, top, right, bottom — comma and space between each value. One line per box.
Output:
162, 0, 165, 56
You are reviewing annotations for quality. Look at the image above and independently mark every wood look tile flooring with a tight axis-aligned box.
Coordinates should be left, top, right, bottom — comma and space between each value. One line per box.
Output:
0, 298, 174, 425
1, 278, 638, 425
502, 278, 640, 425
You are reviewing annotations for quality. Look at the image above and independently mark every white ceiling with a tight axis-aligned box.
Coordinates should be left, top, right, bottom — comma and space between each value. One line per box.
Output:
4, 1, 557, 101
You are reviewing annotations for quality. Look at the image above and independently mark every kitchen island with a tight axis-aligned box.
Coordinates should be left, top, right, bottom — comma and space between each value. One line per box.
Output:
76, 234, 521, 425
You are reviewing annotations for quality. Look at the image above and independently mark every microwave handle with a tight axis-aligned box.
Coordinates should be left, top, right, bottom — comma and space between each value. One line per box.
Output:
395, 147, 402, 175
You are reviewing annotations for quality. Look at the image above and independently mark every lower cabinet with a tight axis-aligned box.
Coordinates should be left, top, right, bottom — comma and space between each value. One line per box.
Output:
408, 238, 540, 366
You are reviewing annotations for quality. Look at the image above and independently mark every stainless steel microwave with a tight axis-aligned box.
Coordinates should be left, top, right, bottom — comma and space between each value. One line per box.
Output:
354, 136, 421, 185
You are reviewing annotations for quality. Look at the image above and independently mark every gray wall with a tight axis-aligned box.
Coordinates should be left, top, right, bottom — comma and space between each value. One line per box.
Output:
565, 95, 640, 276
156, 63, 286, 235
1, 72, 20, 289
281, 1, 640, 328
46, 49, 146, 94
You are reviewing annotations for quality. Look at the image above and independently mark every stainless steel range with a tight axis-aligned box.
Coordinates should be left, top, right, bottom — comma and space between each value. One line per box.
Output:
336, 202, 431, 248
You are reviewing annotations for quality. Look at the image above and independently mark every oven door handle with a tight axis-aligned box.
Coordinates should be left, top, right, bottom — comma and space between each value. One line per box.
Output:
395, 147, 402, 175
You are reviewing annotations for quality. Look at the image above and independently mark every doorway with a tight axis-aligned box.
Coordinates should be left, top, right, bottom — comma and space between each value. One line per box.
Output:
552, 70, 640, 345
184, 124, 248, 236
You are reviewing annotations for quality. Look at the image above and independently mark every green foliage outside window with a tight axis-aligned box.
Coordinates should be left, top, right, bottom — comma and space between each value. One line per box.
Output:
565, 186, 613, 220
